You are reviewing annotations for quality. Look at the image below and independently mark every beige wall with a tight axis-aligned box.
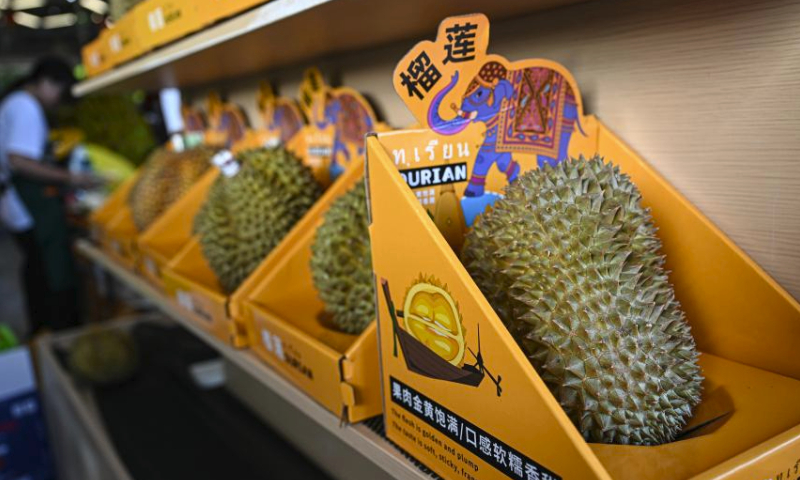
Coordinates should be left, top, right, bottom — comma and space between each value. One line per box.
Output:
193, 0, 800, 301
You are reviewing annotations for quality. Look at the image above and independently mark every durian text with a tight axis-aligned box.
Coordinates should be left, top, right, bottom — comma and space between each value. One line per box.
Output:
400, 163, 468, 188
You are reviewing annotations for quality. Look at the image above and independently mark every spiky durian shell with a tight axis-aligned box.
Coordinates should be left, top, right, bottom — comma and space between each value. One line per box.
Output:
194, 147, 321, 294
68, 328, 138, 385
129, 147, 212, 231
309, 181, 374, 334
462, 155, 702, 446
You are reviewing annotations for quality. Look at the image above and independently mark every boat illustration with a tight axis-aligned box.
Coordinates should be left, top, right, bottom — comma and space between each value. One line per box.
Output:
381, 278, 502, 396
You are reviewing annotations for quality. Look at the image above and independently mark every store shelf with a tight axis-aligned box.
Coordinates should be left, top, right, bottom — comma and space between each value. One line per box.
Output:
73, 0, 585, 96
75, 239, 430, 480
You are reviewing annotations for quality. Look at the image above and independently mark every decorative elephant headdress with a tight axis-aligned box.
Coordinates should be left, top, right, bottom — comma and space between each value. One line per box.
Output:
463, 61, 509, 107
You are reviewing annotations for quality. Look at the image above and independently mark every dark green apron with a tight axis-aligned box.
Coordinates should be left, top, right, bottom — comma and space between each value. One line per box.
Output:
13, 176, 76, 293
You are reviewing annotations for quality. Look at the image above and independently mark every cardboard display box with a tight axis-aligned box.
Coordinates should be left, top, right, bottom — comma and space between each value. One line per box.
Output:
89, 173, 139, 257
137, 169, 219, 288
134, 0, 203, 52
103, 205, 139, 270
368, 14, 800, 480
81, 33, 111, 78
104, 9, 147, 67
240, 158, 382, 423
201, 0, 269, 27
164, 75, 381, 349
162, 236, 236, 342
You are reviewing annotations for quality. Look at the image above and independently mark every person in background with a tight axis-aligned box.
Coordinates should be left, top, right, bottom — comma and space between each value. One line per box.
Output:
0, 57, 101, 334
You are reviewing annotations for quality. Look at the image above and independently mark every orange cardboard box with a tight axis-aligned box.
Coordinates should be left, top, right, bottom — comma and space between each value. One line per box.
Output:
161, 75, 381, 349
160, 155, 315, 347
103, 206, 139, 270
138, 169, 219, 288
162, 236, 235, 342
134, 0, 202, 52
239, 158, 382, 423
104, 10, 146, 67
368, 14, 800, 480
81, 33, 111, 77
201, 0, 268, 26
89, 173, 139, 252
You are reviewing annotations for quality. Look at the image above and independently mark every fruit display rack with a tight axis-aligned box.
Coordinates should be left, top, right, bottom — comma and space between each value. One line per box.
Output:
75, 239, 432, 480
71, 0, 585, 96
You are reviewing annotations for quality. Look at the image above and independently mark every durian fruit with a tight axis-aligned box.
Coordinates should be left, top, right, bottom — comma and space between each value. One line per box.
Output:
462, 155, 702, 446
403, 274, 466, 366
129, 147, 212, 231
68, 328, 139, 385
194, 147, 321, 294
309, 181, 374, 334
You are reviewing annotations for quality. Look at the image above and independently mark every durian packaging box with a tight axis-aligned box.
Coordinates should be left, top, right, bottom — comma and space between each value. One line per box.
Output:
81, 33, 111, 78
237, 157, 382, 423
103, 205, 139, 270
161, 87, 317, 348
104, 8, 147, 68
89, 172, 140, 267
202, 0, 269, 27
368, 14, 800, 480
133, 0, 203, 52
137, 168, 219, 288
160, 71, 382, 347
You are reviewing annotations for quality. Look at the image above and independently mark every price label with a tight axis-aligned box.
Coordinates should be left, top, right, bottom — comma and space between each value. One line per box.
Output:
148, 7, 165, 32
109, 34, 122, 52
145, 257, 158, 277
212, 149, 240, 177
211, 150, 233, 166
176, 290, 194, 312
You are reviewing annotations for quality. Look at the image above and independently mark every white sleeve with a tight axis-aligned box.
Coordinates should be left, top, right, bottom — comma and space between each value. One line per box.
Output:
4, 95, 47, 161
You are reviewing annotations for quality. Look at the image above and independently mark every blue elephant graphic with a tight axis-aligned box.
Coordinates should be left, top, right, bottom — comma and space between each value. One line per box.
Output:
428, 62, 584, 197
268, 102, 303, 145
316, 93, 374, 180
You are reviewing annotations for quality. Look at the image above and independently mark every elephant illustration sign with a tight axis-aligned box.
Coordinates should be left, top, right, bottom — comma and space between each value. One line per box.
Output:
393, 13, 593, 203
257, 81, 305, 147
293, 68, 377, 185
204, 92, 249, 148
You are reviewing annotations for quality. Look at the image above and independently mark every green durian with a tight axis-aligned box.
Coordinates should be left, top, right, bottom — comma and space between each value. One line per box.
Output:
68, 328, 138, 385
309, 181, 374, 334
462, 155, 702, 446
194, 147, 321, 294
129, 147, 212, 231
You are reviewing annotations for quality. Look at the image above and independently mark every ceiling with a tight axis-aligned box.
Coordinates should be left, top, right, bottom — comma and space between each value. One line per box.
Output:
0, 0, 107, 60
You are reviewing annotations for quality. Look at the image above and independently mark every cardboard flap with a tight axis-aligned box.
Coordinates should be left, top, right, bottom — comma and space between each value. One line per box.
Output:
241, 158, 366, 354
90, 171, 140, 227
138, 168, 219, 264
166, 236, 224, 297
597, 126, 800, 380
368, 136, 610, 479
